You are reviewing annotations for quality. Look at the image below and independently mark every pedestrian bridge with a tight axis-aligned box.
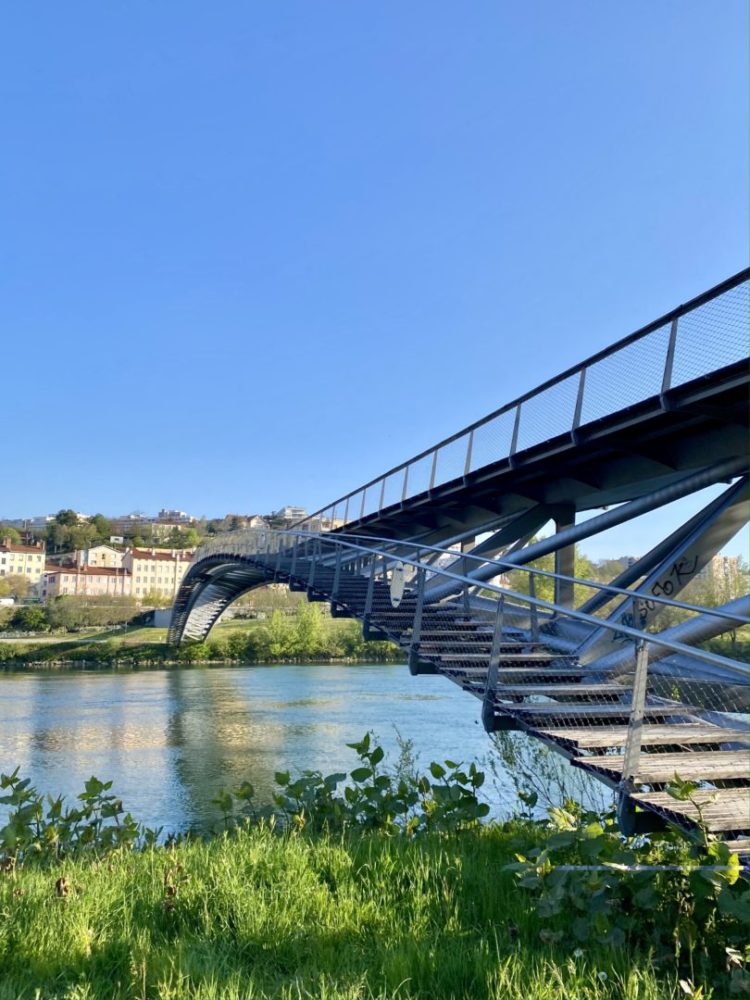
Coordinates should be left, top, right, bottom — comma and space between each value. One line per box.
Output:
171, 270, 750, 849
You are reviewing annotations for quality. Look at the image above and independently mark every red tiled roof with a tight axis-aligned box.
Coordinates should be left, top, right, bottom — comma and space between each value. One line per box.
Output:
0, 542, 45, 554
130, 549, 193, 562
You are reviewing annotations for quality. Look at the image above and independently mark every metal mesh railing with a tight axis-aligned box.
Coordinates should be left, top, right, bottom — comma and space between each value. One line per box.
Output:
295, 270, 749, 531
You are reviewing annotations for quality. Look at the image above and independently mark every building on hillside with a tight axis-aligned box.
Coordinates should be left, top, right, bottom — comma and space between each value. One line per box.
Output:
76, 544, 125, 569
156, 509, 194, 524
122, 548, 194, 600
27, 515, 55, 532
46, 544, 126, 570
110, 512, 195, 541
224, 514, 268, 530
699, 555, 743, 590
271, 506, 307, 527
40, 566, 132, 600
0, 539, 46, 587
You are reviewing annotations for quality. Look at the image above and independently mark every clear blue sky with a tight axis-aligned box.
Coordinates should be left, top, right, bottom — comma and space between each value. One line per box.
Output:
1, 3, 747, 555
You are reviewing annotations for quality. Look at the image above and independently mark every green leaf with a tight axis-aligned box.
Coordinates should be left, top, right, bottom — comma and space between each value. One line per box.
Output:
351, 767, 373, 783
725, 852, 741, 886
369, 746, 384, 766
274, 771, 290, 786
234, 782, 255, 801
429, 762, 446, 780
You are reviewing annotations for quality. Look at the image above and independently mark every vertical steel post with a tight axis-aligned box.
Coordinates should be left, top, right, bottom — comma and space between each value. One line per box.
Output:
572, 367, 587, 441
660, 317, 679, 408
359, 489, 367, 519
621, 599, 650, 789
464, 429, 474, 477
332, 546, 342, 603
379, 479, 386, 512
482, 597, 505, 732
409, 567, 426, 663
343, 497, 350, 525
484, 596, 505, 697
509, 403, 522, 462
290, 537, 298, 579
364, 555, 376, 621
528, 572, 539, 641
402, 465, 409, 502
307, 538, 318, 590
554, 507, 576, 608
429, 450, 438, 490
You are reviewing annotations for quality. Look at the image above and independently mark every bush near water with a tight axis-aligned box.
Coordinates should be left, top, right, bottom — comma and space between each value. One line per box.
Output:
0, 605, 404, 667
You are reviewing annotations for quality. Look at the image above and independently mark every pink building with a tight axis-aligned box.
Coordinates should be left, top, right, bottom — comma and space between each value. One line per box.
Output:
40, 565, 132, 601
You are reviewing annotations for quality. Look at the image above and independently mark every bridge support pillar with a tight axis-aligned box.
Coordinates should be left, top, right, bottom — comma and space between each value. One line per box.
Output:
554, 506, 576, 608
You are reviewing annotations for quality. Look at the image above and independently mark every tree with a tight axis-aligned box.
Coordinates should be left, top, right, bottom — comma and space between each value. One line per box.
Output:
141, 590, 172, 608
263, 610, 294, 658
54, 509, 80, 527
295, 603, 324, 656
8, 606, 49, 632
46, 595, 138, 630
0, 575, 30, 599
0, 525, 21, 544
90, 514, 112, 542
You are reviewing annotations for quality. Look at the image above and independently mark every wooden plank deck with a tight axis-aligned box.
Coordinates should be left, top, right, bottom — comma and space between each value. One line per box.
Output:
631, 788, 750, 832
441, 666, 588, 678
574, 750, 750, 783
440, 652, 579, 662
493, 683, 625, 698
533, 724, 750, 749
493, 702, 694, 718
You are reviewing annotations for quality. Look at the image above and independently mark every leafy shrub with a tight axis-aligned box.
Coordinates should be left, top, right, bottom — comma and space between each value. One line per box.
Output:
214, 731, 490, 836
506, 797, 750, 993
0, 769, 160, 866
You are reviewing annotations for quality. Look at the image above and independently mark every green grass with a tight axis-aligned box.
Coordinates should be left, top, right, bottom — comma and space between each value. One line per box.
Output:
0, 826, 682, 1000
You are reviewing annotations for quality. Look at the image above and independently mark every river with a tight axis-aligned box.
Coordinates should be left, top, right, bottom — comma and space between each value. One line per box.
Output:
0, 663, 523, 832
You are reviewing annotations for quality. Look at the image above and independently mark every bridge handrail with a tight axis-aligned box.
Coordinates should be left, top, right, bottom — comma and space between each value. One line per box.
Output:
293, 269, 750, 531
192, 527, 750, 626
183, 528, 750, 679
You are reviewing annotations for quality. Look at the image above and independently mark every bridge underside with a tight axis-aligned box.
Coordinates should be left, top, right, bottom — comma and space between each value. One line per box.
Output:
335, 365, 747, 546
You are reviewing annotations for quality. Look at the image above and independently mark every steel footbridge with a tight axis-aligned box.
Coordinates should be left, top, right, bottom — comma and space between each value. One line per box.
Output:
171, 270, 750, 850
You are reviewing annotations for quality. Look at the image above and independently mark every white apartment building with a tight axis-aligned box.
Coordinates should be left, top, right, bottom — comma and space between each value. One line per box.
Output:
75, 544, 125, 569
0, 540, 46, 586
123, 548, 194, 600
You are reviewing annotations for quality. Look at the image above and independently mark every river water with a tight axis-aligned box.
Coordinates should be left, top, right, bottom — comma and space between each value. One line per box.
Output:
0, 664, 522, 833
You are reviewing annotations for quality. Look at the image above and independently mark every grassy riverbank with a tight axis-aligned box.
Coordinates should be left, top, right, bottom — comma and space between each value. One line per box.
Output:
0, 611, 405, 668
0, 824, 713, 1000
1, 734, 748, 1000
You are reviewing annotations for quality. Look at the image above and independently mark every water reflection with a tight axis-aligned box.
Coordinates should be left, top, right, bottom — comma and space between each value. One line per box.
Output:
0, 665, 517, 832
